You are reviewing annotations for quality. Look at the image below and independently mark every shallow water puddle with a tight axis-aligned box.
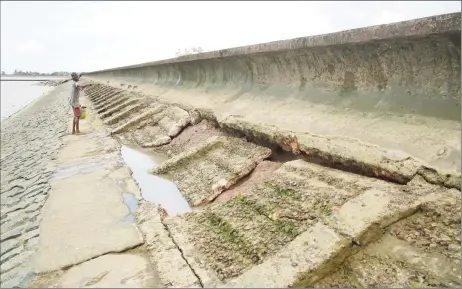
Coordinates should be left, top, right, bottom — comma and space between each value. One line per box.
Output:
121, 192, 138, 222
123, 192, 138, 213
120, 145, 192, 216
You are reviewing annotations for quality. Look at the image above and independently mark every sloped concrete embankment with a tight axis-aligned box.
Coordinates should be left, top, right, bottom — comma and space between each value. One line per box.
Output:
27, 90, 165, 288
84, 13, 461, 191
79, 68, 460, 288
0, 84, 70, 287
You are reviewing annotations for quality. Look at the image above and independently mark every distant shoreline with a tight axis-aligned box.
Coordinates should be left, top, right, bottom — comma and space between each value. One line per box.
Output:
0, 85, 57, 124
1, 75, 67, 82
0, 78, 62, 123
0, 79, 65, 82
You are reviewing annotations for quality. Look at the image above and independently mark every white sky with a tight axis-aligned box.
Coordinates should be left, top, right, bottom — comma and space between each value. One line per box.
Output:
1, 1, 460, 73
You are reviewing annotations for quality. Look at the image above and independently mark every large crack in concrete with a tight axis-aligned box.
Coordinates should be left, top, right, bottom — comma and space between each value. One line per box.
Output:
59, 243, 145, 272
160, 219, 204, 288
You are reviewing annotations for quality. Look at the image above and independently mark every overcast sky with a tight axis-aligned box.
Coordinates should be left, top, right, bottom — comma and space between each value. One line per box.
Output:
1, 1, 460, 73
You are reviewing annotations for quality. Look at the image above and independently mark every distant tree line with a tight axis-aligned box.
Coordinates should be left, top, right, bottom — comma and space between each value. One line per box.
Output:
175, 46, 204, 57
10, 70, 70, 76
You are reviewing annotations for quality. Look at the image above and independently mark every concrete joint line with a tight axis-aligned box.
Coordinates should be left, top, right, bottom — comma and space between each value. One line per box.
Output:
58, 243, 144, 272
161, 219, 204, 288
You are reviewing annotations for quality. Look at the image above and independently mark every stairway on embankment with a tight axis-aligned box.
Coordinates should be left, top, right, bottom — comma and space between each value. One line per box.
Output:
79, 12, 461, 288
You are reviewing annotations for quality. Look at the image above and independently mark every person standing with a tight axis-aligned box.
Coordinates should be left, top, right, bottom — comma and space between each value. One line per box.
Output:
69, 72, 91, 134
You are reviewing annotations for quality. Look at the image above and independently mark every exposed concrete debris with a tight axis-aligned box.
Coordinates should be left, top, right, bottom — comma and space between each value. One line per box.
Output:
222, 116, 461, 190
150, 136, 272, 206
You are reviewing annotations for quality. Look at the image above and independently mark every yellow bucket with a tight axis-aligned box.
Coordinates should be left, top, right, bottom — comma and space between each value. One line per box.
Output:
80, 106, 87, 119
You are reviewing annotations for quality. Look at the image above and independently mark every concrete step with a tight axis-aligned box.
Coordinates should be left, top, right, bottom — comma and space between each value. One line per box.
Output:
82, 85, 100, 96
95, 94, 129, 113
315, 183, 461, 288
99, 98, 140, 119
110, 104, 166, 135
316, 233, 460, 288
112, 104, 192, 148
103, 103, 145, 126
86, 86, 112, 100
92, 91, 124, 107
92, 89, 123, 105
83, 82, 461, 288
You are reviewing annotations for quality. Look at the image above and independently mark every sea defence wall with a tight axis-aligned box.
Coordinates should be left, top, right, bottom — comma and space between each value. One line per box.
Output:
65, 13, 461, 287
84, 13, 461, 178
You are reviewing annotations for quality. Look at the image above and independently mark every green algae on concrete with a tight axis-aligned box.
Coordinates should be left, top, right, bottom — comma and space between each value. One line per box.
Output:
160, 160, 373, 281
159, 159, 461, 287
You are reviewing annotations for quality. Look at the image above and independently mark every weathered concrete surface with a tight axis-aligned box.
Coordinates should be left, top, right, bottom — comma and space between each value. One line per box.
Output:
316, 233, 460, 288
84, 88, 192, 148
30, 98, 157, 283
0, 85, 70, 288
83, 81, 462, 191
31, 247, 160, 288
0, 88, 166, 288
135, 202, 202, 288
2, 13, 460, 289
156, 160, 459, 287
315, 186, 461, 288
74, 73, 462, 288
21, 86, 202, 288
83, 13, 461, 179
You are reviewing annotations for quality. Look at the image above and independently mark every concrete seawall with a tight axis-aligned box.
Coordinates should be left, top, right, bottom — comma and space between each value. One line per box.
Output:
83, 13, 461, 175
71, 72, 460, 288
1, 14, 460, 287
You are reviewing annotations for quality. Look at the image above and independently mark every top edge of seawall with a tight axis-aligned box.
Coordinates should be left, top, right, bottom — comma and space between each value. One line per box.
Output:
85, 12, 461, 75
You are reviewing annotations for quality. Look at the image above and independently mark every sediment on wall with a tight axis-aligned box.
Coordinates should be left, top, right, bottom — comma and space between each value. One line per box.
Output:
85, 13, 461, 120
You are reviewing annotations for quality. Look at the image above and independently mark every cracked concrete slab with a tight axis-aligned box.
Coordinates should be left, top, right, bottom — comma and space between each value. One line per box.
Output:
31, 98, 145, 274
135, 202, 202, 288
31, 248, 162, 288
115, 105, 191, 148
225, 222, 349, 288
33, 169, 144, 273
154, 159, 459, 287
